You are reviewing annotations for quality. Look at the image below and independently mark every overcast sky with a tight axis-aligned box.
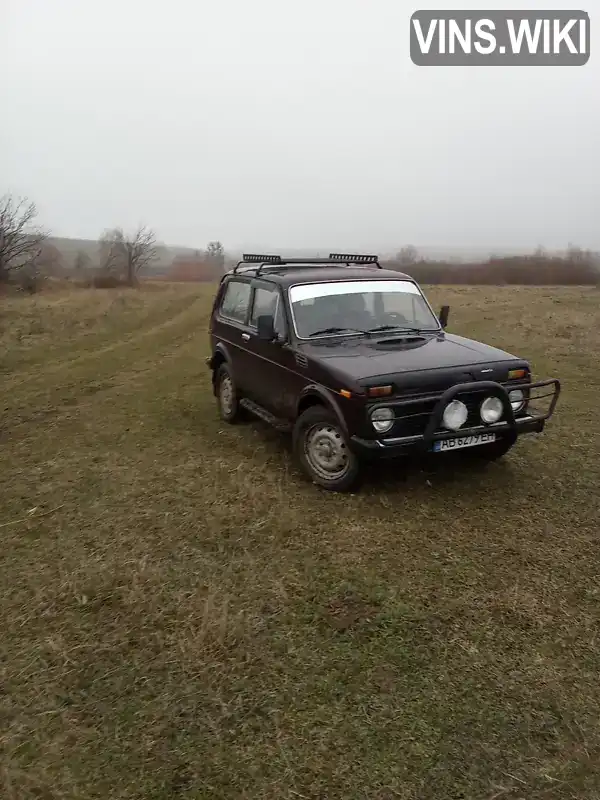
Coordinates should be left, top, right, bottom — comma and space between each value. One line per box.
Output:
1, 0, 598, 253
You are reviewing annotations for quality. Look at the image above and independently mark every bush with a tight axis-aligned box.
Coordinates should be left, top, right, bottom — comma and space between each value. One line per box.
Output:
91, 272, 128, 289
16, 269, 44, 294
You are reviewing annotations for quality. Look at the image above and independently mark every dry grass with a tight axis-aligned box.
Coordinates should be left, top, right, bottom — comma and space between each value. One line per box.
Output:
1, 283, 599, 799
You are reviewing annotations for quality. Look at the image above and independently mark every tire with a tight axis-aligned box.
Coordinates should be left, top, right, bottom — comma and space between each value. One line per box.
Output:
293, 405, 362, 492
465, 434, 517, 462
215, 363, 243, 423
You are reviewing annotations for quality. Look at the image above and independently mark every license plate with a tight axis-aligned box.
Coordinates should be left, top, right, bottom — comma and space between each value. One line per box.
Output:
433, 433, 496, 452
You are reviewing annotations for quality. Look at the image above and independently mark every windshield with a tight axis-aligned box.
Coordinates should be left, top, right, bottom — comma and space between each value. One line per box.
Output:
288, 280, 440, 339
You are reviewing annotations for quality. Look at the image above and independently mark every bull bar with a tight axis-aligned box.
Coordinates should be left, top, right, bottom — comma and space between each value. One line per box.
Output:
350, 378, 561, 456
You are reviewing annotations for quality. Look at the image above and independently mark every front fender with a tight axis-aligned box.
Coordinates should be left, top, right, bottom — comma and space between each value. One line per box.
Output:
297, 384, 351, 434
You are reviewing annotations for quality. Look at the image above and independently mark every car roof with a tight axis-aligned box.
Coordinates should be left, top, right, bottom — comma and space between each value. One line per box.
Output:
223, 265, 414, 287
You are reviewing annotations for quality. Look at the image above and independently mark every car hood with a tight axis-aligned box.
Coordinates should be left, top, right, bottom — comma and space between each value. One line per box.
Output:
299, 332, 524, 382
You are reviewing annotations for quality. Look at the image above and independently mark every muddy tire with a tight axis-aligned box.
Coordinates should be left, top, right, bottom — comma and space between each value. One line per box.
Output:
215, 363, 243, 423
293, 406, 362, 492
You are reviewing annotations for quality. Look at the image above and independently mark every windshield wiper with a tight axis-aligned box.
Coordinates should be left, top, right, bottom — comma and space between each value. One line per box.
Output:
367, 325, 439, 335
308, 326, 367, 337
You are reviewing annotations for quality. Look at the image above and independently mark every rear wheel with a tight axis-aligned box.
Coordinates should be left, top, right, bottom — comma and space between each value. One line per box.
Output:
293, 406, 361, 492
215, 363, 243, 423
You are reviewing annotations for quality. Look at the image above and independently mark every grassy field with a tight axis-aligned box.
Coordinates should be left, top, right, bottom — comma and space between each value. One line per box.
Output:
1, 283, 599, 800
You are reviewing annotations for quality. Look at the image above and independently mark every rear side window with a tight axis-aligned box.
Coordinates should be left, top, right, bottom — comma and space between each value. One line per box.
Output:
220, 280, 251, 323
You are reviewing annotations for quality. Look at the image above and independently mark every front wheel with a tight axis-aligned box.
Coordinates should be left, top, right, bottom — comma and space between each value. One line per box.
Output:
293, 406, 362, 492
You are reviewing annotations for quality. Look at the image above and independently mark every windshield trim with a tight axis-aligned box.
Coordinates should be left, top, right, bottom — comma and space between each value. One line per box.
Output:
287, 278, 442, 341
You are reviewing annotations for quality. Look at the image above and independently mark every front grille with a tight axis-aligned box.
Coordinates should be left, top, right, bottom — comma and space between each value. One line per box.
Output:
391, 396, 437, 437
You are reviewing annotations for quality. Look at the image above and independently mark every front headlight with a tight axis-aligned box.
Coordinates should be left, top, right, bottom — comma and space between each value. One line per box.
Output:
480, 396, 503, 424
442, 399, 468, 431
508, 388, 525, 413
371, 406, 394, 433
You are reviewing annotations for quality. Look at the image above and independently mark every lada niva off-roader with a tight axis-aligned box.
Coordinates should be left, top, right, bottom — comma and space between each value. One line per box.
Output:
207, 253, 561, 492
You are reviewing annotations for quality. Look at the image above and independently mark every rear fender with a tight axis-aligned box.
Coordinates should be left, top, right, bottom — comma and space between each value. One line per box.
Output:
208, 342, 233, 393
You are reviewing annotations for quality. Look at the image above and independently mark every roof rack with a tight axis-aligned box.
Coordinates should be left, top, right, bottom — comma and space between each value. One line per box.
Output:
232, 254, 282, 273
232, 252, 382, 275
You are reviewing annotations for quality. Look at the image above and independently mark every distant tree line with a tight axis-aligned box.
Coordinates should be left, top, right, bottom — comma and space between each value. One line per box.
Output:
166, 242, 227, 282
1, 190, 599, 293
385, 245, 600, 286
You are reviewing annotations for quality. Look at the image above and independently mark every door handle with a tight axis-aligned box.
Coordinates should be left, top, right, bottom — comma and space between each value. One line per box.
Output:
241, 333, 250, 341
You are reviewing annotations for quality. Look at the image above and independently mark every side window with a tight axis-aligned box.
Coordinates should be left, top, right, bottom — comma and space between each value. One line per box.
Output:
250, 287, 278, 326
250, 286, 287, 338
220, 280, 251, 323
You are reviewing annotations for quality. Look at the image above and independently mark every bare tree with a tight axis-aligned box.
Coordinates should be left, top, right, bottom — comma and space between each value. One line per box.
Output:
206, 240, 225, 274
0, 194, 48, 283
98, 225, 158, 285
123, 226, 158, 284
98, 228, 125, 275
396, 245, 419, 267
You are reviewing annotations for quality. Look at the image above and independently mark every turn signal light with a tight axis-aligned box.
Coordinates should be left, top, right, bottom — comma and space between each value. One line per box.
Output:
340, 389, 352, 399
508, 369, 527, 380
368, 385, 393, 397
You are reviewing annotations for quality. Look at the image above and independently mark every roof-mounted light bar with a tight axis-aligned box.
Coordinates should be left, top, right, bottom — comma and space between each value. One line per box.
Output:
242, 253, 282, 264
329, 253, 380, 265
230, 252, 382, 275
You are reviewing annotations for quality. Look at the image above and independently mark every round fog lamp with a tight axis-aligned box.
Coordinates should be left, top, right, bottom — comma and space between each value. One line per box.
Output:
508, 389, 525, 412
442, 399, 468, 431
480, 396, 503, 424
371, 407, 394, 433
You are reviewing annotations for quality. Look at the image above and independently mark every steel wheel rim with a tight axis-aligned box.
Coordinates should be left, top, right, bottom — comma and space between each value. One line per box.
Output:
219, 375, 234, 415
304, 423, 350, 481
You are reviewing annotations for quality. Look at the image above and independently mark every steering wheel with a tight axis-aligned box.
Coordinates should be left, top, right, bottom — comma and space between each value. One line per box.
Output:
383, 311, 411, 326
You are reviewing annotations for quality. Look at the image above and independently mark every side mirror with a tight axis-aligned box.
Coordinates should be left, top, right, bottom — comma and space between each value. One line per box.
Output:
256, 314, 275, 341
439, 305, 450, 329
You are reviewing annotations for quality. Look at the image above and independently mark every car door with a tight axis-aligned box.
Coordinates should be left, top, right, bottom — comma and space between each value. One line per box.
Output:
213, 277, 255, 392
244, 280, 299, 416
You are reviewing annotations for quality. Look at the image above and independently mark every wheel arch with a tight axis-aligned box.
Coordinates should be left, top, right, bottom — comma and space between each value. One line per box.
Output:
296, 385, 348, 434
209, 342, 233, 394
